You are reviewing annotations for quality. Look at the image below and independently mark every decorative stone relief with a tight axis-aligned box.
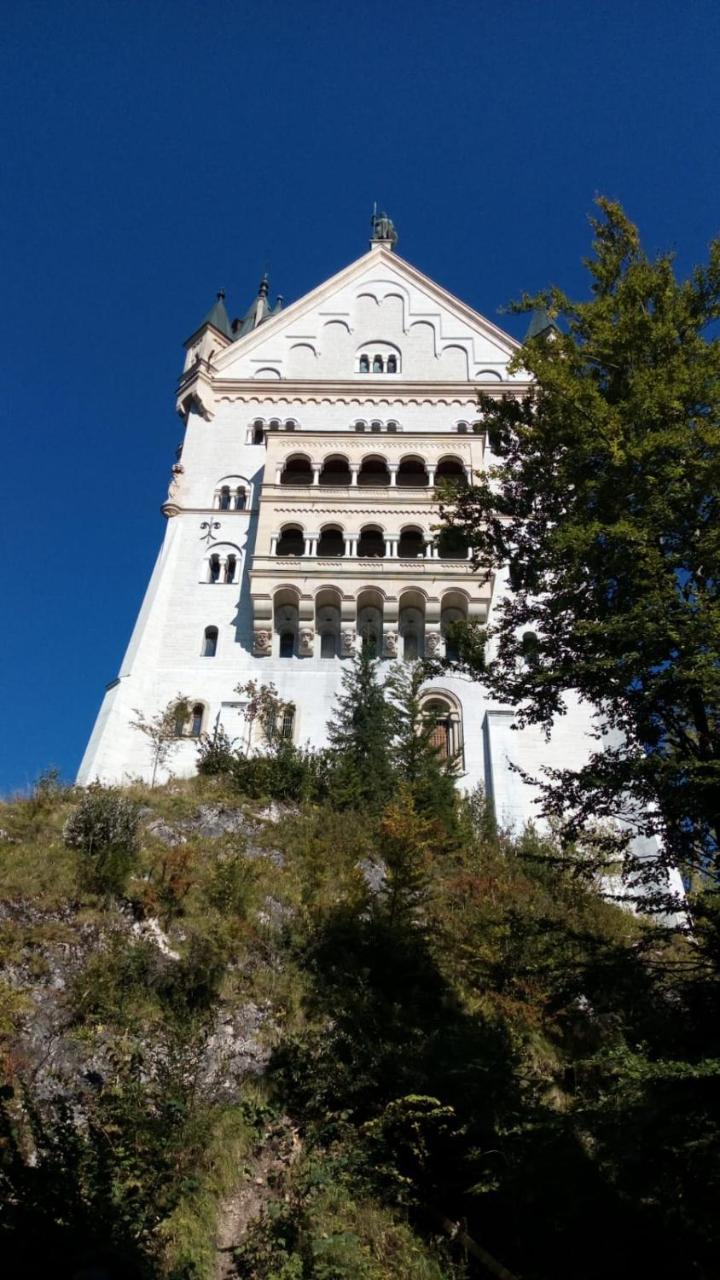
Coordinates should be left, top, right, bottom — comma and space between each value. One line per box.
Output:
299, 628, 315, 656
425, 631, 442, 656
340, 630, 356, 656
383, 631, 398, 657
253, 630, 271, 656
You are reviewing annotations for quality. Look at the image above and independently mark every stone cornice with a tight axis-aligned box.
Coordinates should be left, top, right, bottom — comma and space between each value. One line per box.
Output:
211, 379, 527, 407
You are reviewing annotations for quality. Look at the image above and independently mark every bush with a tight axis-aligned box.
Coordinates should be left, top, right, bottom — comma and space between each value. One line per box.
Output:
63, 785, 140, 895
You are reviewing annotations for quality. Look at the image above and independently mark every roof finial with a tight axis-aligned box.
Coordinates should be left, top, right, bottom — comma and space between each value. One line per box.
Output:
217, 288, 225, 301
258, 273, 269, 299
370, 206, 398, 250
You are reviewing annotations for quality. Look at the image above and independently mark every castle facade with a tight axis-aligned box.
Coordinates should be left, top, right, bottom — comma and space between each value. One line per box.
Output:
78, 216, 597, 826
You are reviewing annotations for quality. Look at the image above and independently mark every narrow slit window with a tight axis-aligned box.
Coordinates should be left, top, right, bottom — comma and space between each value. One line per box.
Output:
190, 704, 204, 737
202, 626, 218, 657
386, 355, 397, 373
372, 355, 384, 373
209, 554, 221, 583
280, 706, 295, 739
225, 555, 237, 582
236, 487, 247, 509
219, 486, 231, 510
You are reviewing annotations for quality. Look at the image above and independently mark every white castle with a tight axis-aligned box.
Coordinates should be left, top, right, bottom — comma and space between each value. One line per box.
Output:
78, 213, 598, 826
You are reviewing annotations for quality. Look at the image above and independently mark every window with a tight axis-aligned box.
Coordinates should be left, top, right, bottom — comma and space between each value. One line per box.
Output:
361, 627, 379, 656
321, 631, 337, 658
372, 355, 384, 373
276, 526, 305, 556
252, 421, 265, 444
236, 487, 247, 509
281, 455, 313, 485
456, 422, 469, 434
219, 486, 231, 510
202, 626, 218, 657
359, 355, 370, 373
280, 705, 295, 739
386, 355, 397, 373
357, 526, 385, 558
354, 421, 366, 432
386, 421, 398, 433
317, 526, 345, 556
209, 554, 221, 583
279, 631, 294, 658
190, 704, 204, 737
421, 694, 464, 769
370, 420, 382, 433
225, 555, 237, 582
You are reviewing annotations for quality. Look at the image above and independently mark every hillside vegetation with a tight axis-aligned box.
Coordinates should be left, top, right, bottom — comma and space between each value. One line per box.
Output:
2, 656, 720, 1279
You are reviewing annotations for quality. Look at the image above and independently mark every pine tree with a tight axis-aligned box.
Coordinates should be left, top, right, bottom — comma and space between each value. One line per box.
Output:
385, 662, 459, 836
325, 648, 397, 811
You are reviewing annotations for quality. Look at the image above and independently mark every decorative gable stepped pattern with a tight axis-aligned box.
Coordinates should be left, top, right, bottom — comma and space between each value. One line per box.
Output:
78, 215, 599, 830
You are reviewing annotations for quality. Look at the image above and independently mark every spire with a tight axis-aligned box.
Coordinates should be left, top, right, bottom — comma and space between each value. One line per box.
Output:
200, 289, 233, 340
232, 273, 281, 337
369, 205, 398, 250
524, 306, 560, 341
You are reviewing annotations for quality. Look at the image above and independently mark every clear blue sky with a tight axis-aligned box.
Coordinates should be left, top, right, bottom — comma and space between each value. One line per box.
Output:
1, 0, 719, 791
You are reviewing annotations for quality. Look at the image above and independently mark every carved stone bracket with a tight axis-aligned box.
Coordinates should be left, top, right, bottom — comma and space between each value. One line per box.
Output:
340, 630, 356, 657
383, 631, 398, 658
299, 628, 315, 656
253, 629, 272, 656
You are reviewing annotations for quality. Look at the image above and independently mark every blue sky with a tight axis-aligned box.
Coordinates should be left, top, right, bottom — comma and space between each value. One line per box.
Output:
1, 0, 719, 791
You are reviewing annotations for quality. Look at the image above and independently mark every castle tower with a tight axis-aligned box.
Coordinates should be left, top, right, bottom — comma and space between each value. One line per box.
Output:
78, 215, 599, 827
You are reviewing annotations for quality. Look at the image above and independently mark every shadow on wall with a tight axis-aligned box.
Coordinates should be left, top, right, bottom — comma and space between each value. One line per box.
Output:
232, 505, 260, 652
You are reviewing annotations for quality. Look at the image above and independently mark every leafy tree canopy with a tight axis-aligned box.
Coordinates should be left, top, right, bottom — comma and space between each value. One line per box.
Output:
442, 199, 720, 898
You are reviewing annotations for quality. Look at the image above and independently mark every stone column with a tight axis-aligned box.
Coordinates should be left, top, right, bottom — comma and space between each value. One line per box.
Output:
304, 535, 316, 557
427, 465, 436, 487
424, 537, 434, 559
311, 463, 322, 486
275, 465, 283, 484
269, 534, 278, 556
386, 536, 398, 558
348, 534, 358, 557
349, 464, 359, 487
388, 463, 399, 487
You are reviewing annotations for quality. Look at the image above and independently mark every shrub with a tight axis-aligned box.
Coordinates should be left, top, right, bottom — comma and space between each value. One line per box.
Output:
63, 785, 140, 895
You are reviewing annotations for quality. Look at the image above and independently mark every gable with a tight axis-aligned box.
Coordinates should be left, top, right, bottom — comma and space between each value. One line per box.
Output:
213, 247, 523, 384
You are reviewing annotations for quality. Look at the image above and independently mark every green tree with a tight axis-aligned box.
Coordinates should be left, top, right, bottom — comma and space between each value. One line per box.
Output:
442, 199, 720, 898
325, 649, 397, 811
385, 662, 459, 837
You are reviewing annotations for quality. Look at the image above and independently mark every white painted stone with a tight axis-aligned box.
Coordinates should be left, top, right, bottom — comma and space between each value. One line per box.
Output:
77, 239, 604, 835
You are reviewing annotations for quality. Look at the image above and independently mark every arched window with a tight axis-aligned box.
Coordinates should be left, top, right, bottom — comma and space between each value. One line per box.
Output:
399, 595, 425, 662
435, 456, 467, 485
397, 457, 428, 488
235, 487, 247, 509
357, 591, 383, 658
358, 457, 390, 487
386, 355, 397, 373
319, 455, 352, 486
225, 555, 237, 583
437, 528, 468, 560
202, 626, 218, 657
252, 421, 265, 444
281, 455, 313, 486
275, 593, 299, 658
357, 526, 385, 558
279, 632, 295, 658
372, 355, 384, 373
219, 486, 232, 510
208, 554, 221, 583
359, 355, 370, 373
317, 526, 345, 557
354, 421, 366, 432
441, 595, 468, 662
190, 704, 204, 737
370, 420, 382, 433
421, 693, 463, 767
456, 422, 469, 434
386, 420, 399, 433
398, 527, 425, 559
276, 526, 305, 557
285, 421, 296, 432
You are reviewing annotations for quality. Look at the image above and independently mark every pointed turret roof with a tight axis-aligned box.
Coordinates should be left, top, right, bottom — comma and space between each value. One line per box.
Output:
524, 306, 559, 340
232, 274, 280, 338
200, 289, 233, 339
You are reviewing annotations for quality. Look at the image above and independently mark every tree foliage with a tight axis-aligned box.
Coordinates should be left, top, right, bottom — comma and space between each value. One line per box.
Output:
442, 199, 720, 896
